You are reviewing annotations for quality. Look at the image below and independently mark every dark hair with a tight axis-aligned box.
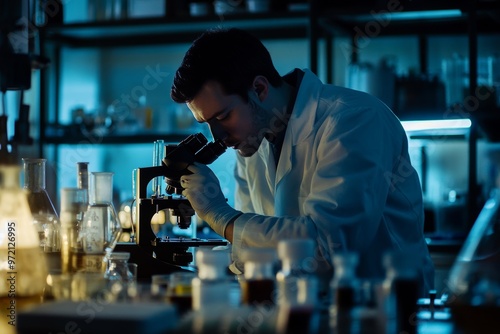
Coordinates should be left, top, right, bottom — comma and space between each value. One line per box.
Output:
171, 27, 282, 103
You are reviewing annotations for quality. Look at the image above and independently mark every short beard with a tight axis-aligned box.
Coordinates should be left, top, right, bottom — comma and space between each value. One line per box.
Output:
236, 98, 271, 156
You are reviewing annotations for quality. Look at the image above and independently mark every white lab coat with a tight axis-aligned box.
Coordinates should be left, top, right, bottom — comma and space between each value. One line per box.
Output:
231, 69, 434, 295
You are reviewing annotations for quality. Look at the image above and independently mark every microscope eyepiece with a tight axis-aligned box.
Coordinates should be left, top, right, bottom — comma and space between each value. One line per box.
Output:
162, 133, 227, 195
180, 133, 209, 154
194, 139, 226, 164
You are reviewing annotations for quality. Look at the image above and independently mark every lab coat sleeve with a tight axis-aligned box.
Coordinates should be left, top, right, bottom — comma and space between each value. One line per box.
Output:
232, 104, 404, 268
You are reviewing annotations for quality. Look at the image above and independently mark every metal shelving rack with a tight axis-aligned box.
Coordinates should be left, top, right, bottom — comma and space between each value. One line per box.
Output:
38, 11, 310, 156
308, 0, 500, 228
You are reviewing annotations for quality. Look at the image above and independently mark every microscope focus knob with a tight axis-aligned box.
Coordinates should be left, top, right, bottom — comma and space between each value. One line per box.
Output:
173, 252, 193, 265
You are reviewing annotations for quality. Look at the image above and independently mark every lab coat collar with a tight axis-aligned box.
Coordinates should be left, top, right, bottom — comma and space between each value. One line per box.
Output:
286, 69, 323, 146
275, 69, 323, 188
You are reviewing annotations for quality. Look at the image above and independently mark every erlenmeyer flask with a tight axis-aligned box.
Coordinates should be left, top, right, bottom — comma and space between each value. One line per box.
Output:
22, 158, 60, 253
80, 172, 122, 271
447, 189, 500, 332
0, 164, 48, 334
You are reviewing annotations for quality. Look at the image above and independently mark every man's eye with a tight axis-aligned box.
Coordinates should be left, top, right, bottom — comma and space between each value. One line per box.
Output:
216, 110, 231, 121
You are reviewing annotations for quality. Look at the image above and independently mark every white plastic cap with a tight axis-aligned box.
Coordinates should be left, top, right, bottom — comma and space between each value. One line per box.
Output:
277, 238, 315, 261
196, 249, 230, 266
333, 252, 359, 267
196, 249, 230, 279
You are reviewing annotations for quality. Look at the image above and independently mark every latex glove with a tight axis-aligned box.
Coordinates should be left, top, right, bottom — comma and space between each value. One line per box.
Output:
180, 162, 241, 237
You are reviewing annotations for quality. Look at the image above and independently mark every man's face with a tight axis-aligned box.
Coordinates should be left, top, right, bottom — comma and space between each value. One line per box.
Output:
187, 80, 269, 157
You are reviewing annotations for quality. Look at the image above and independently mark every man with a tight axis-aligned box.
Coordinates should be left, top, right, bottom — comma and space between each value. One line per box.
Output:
172, 27, 434, 296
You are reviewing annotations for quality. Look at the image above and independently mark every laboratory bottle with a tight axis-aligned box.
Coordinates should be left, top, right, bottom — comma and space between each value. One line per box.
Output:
80, 172, 122, 271
190, 249, 233, 334
167, 271, 196, 315
332, 252, 359, 311
239, 247, 277, 306
330, 252, 359, 334
275, 238, 319, 334
59, 188, 88, 274
191, 249, 231, 311
382, 252, 419, 334
0, 164, 48, 334
22, 158, 60, 253
105, 251, 135, 301
276, 238, 316, 306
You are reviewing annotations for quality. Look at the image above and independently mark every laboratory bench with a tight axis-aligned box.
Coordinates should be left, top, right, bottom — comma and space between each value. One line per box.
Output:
13, 279, 498, 334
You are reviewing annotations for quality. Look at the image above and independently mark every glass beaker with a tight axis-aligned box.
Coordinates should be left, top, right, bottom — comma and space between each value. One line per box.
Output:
22, 158, 60, 253
447, 189, 500, 332
80, 172, 122, 270
60, 188, 88, 274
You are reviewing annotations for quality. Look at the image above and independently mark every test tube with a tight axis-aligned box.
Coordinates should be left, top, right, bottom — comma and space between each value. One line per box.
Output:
152, 140, 164, 196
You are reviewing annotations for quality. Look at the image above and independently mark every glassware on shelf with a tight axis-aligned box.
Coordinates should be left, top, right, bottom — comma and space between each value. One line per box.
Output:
22, 158, 60, 253
446, 189, 500, 332
80, 172, 122, 271
441, 53, 468, 108
0, 164, 48, 334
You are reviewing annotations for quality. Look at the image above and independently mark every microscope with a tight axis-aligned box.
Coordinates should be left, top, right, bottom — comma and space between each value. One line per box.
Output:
115, 133, 229, 280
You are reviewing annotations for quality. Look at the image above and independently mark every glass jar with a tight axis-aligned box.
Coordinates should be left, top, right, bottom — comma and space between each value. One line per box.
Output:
167, 271, 196, 315
239, 247, 276, 306
275, 239, 318, 334
382, 252, 419, 334
191, 249, 231, 311
105, 251, 135, 301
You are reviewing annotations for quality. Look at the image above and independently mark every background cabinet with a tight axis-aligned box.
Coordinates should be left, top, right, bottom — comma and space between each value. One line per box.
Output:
309, 0, 500, 228
306, 0, 500, 295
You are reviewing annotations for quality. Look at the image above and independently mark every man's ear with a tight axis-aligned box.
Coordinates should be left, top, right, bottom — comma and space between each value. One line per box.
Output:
252, 75, 269, 100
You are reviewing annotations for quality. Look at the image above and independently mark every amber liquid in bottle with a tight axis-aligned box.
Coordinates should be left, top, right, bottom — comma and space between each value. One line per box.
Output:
241, 278, 275, 305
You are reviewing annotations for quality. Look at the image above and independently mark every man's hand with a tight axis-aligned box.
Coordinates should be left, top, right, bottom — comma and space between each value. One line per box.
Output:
180, 162, 241, 238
